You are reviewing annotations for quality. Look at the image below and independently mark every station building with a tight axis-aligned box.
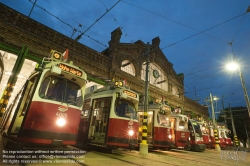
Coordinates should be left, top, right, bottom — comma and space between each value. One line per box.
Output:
0, 3, 208, 118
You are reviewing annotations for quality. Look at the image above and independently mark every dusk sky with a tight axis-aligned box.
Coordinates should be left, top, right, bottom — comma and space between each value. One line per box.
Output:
1, 0, 250, 116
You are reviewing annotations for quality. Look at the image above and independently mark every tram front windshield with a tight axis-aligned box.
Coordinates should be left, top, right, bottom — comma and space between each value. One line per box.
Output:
39, 76, 82, 106
192, 123, 202, 137
157, 113, 170, 127
115, 99, 137, 119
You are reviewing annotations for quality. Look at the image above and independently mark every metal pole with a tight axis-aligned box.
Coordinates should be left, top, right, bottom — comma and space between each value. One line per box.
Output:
244, 122, 249, 148
210, 93, 220, 150
238, 68, 250, 119
221, 96, 228, 128
139, 42, 150, 155
229, 103, 239, 147
0, 46, 29, 113
210, 93, 216, 128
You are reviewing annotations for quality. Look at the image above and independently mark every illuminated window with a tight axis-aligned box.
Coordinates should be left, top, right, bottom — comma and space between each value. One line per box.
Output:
121, 60, 135, 76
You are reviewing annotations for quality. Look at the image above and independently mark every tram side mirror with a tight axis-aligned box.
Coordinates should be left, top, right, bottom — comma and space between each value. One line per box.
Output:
51, 66, 62, 74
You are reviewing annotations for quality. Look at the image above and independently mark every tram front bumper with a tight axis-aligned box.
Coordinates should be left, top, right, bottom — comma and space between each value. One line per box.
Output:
190, 143, 206, 152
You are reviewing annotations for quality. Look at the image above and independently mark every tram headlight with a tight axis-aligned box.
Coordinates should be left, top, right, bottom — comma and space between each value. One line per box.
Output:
128, 130, 134, 136
168, 135, 172, 139
209, 139, 211, 142
56, 118, 66, 127
188, 137, 190, 141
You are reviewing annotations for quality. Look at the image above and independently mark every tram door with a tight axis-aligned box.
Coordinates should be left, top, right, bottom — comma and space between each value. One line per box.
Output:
147, 111, 154, 144
7, 75, 38, 135
78, 98, 91, 141
88, 97, 111, 144
170, 118, 176, 142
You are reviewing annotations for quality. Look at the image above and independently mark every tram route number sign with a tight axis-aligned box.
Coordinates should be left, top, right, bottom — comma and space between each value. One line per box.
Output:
58, 63, 82, 77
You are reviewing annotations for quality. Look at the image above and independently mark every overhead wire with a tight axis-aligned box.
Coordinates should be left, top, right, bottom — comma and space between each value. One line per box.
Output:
159, 12, 247, 50
43, 0, 109, 42
28, 0, 108, 48
74, 0, 121, 42
99, 0, 133, 43
121, 0, 248, 81
184, 81, 241, 94
121, 0, 229, 45
14, 1, 250, 100
28, 0, 74, 30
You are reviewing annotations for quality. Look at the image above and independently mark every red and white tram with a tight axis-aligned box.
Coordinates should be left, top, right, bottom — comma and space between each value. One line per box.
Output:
169, 110, 190, 150
1, 50, 87, 148
76, 81, 139, 150
138, 102, 173, 149
197, 120, 212, 148
188, 119, 206, 151
217, 125, 233, 148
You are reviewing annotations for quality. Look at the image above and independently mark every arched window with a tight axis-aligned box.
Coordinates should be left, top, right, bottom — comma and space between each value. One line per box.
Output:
121, 60, 135, 76
141, 62, 168, 92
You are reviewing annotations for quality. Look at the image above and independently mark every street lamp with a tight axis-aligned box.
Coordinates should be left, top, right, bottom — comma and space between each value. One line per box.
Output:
226, 62, 250, 118
210, 93, 221, 151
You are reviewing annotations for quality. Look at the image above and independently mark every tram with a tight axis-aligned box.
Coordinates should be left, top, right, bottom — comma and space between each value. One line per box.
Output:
188, 119, 206, 151
76, 81, 139, 150
1, 49, 87, 148
138, 101, 173, 149
197, 120, 212, 148
169, 109, 190, 150
217, 125, 233, 148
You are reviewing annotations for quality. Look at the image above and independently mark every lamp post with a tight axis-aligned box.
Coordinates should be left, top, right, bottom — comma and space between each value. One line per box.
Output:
210, 93, 221, 150
228, 103, 239, 147
226, 62, 250, 118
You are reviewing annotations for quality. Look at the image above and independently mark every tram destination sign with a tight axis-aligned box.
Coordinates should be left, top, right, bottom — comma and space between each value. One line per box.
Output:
123, 90, 137, 98
162, 105, 171, 111
58, 63, 82, 77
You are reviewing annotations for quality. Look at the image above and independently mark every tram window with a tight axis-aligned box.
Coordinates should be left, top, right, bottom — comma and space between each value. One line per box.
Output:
39, 78, 50, 98
157, 113, 170, 127
179, 120, 188, 130
39, 76, 82, 106
220, 131, 226, 138
192, 123, 202, 137
201, 126, 207, 134
82, 99, 90, 117
115, 99, 137, 119
66, 84, 82, 106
